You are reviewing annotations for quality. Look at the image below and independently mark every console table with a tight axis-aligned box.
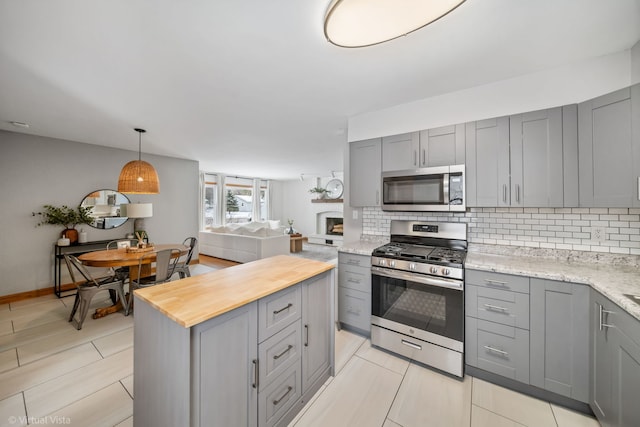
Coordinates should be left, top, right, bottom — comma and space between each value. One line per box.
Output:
54, 239, 116, 297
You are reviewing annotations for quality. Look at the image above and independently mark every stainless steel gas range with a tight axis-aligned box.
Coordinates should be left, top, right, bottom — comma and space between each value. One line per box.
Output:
371, 220, 467, 377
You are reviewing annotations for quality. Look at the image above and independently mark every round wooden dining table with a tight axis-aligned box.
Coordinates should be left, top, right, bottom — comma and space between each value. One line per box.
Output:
78, 244, 188, 318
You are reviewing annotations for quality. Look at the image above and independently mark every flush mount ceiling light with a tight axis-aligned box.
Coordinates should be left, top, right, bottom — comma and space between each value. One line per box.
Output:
117, 128, 160, 194
324, 0, 466, 48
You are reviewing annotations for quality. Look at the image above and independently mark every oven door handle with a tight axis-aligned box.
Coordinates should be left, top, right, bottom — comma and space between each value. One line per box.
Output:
372, 266, 463, 291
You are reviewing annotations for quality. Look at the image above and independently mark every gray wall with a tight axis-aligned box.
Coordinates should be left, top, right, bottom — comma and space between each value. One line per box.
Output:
0, 130, 199, 296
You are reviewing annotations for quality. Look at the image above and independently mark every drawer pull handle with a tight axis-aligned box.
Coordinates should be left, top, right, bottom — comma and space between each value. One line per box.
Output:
273, 303, 293, 315
485, 279, 508, 287
252, 359, 259, 389
484, 303, 508, 313
273, 344, 293, 360
273, 386, 293, 406
401, 339, 422, 351
347, 308, 360, 315
347, 278, 360, 283
484, 345, 509, 356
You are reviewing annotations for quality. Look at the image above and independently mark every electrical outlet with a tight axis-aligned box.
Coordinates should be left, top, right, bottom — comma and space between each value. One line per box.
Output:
592, 226, 606, 242
352, 210, 358, 220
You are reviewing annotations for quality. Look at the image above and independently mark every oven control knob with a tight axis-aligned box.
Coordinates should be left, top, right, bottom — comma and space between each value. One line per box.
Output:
409, 263, 416, 271
390, 260, 396, 268
430, 266, 438, 274
379, 259, 386, 266
442, 268, 451, 276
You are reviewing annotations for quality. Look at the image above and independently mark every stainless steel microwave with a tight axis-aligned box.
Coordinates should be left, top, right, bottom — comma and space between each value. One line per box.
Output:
381, 165, 465, 212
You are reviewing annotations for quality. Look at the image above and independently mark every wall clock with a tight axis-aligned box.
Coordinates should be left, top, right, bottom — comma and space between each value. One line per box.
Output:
325, 179, 344, 199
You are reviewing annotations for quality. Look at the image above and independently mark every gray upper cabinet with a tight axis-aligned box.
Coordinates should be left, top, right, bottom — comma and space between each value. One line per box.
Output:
381, 132, 420, 171
578, 84, 640, 207
350, 138, 382, 207
510, 107, 572, 207
530, 279, 589, 403
381, 126, 465, 172
465, 117, 511, 206
419, 124, 465, 168
466, 107, 577, 208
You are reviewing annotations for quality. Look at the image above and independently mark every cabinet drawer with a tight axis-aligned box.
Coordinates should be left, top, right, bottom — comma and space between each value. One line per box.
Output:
258, 363, 302, 427
258, 285, 301, 342
466, 269, 529, 294
466, 285, 530, 329
338, 287, 371, 332
258, 320, 301, 390
338, 267, 371, 293
466, 317, 529, 383
338, 252, 371, 268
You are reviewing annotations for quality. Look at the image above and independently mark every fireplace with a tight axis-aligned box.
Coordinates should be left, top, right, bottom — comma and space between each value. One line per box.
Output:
326, 217, 343, 235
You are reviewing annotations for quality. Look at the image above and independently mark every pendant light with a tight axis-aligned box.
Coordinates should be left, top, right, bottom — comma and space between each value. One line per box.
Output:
117, 128, 160, 194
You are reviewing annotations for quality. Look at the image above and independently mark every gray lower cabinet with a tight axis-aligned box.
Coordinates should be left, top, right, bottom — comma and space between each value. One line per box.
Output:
338, 252, 371, 335
578, 84, 640, 207
465, 270, 530, 382
466, 270, 591, 406
530, 279, 589, 403
302, 272, 333, 392
591, 288, 640, 427
349, 138, 381, 207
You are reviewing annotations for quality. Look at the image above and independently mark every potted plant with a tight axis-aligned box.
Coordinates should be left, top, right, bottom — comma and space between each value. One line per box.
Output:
33, 204, 94, 243
309, 186, 328, 200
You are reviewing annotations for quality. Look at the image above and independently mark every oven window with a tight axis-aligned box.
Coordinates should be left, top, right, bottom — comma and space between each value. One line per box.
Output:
383, 175, 445, 205
372, 273, 463, 342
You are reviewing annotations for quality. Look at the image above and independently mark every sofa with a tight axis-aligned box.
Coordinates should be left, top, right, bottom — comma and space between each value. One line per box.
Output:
199, 221, 290, 263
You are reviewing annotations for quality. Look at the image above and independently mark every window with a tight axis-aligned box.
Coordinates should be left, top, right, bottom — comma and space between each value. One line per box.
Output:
201, 174, 270, 229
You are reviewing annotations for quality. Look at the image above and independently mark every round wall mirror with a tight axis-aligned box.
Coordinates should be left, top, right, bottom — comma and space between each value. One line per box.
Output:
80, 189, 131, 229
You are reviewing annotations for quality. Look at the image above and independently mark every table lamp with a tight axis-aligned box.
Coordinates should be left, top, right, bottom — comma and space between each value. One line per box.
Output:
121, 203, 153, 241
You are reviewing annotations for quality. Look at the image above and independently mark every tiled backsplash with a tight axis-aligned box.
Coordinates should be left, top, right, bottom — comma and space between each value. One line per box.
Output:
362, 207, 640, 255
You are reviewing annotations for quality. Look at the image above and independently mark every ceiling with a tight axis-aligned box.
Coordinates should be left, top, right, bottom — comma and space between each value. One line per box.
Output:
1, 0, 639, 180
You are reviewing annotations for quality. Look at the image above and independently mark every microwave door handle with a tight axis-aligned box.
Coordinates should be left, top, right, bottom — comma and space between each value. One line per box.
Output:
443, 173, 450, 205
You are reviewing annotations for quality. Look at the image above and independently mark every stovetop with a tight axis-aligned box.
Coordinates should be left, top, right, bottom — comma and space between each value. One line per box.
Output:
372, 242, 466, 267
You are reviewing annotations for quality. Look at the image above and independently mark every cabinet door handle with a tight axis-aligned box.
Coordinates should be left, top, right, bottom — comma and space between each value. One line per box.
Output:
421, 149, 426, 166
273, 303, 293, 315
401, 339, 422, 351
414, 150, 418, 167
637, 177, 640, 201
599, 304, 616, 330
252, 359, 259, 389
273, 344, 293, 360
304, 324, 309, 347
484, 345, 509, 356
503, 184, 507, 203
376, 190, 379, 205
516, 184, 520, 203
484, 303, 508, 313
273, 386, 293, 406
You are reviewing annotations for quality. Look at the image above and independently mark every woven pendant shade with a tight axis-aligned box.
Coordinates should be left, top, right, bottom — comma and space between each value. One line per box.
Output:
118, 160, 160, 194
117, 128, 160, 194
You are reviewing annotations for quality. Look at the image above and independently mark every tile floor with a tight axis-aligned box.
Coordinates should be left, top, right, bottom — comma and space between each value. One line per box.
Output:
0, 263, 600, 427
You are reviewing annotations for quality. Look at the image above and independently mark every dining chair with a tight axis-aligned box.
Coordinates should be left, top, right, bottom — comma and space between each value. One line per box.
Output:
174, 237, 198, 279
131, 248, 182, 290
64, 254, 129, 330
105, 239, 135, 302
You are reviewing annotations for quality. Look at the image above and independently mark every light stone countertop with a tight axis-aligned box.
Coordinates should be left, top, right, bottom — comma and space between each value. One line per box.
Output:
339, 237, 388, 256
466, 244, 640, 321
339, 239, 640, 321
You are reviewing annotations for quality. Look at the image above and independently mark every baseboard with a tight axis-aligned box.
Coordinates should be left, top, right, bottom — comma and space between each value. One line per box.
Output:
0, 282, 77, 305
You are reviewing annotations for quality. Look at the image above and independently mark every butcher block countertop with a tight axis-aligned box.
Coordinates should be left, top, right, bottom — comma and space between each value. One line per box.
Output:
133, 255, 335, 328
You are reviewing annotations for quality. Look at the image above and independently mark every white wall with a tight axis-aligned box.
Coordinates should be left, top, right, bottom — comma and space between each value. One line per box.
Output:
0, 130, 199, 296
276, 175, 344, 237
348, 49, 634, 142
